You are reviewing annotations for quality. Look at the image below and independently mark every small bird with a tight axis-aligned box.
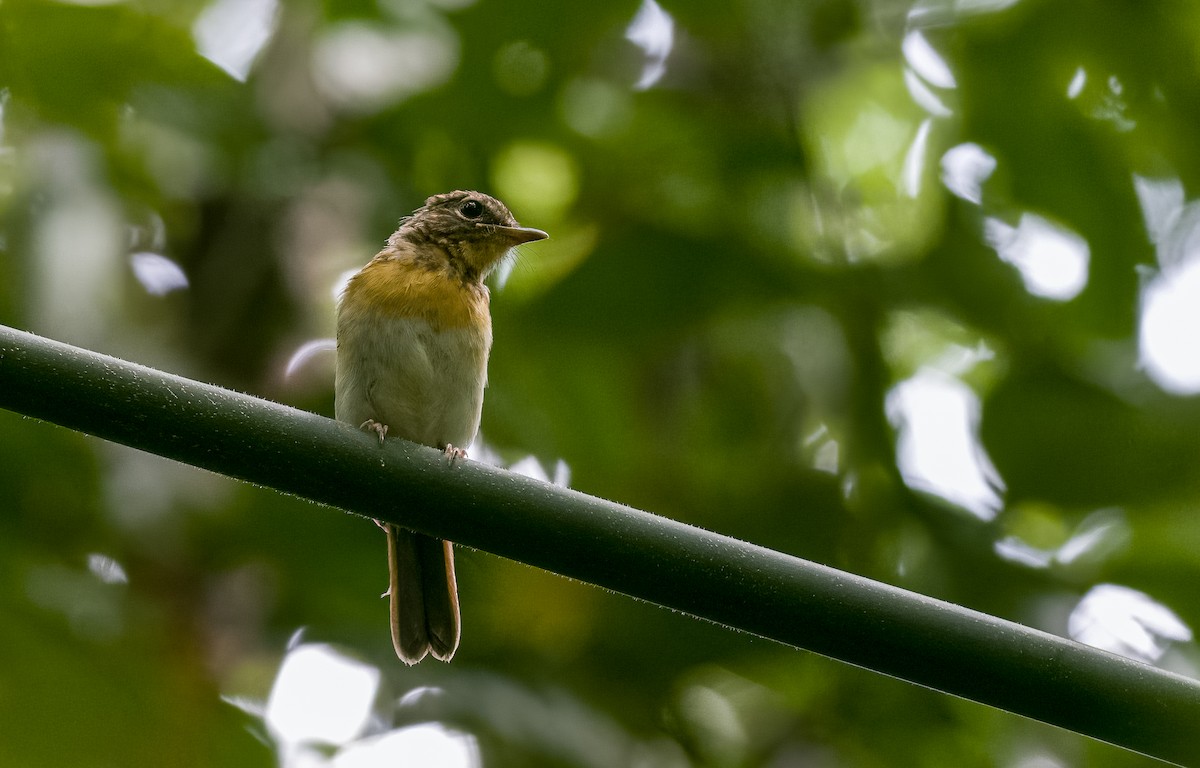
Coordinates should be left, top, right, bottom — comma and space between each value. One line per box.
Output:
335, 190, 547, 664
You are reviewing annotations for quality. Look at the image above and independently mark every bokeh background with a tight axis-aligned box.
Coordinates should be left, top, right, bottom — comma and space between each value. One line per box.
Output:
3, 0, 1200, 765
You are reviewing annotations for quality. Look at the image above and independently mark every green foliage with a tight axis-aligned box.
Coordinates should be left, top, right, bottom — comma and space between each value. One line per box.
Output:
1, 0, 1198, 765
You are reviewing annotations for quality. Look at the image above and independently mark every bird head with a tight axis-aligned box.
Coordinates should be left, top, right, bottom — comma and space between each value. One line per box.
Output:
392, 190, 548, 281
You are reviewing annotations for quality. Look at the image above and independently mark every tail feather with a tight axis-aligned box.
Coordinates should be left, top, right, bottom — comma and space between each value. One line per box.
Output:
418, 536, 460, 661
385, 523, 460, 665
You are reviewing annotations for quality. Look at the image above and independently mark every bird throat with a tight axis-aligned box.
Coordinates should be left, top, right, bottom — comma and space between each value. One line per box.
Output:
348, 256, 491, 333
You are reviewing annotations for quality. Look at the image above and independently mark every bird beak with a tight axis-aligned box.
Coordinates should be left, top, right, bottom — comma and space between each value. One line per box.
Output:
499, 226, 549, 244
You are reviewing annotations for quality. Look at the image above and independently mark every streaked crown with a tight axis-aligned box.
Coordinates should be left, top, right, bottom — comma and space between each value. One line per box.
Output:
390, 190, 548, 280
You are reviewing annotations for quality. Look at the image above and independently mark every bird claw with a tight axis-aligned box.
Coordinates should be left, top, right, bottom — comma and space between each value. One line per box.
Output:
360, 419, 388, 445
443, 444, 467, 466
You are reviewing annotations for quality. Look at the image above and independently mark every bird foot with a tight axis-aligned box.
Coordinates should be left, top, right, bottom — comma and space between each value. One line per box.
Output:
443, 444, 467, 466
360, 419, 388, 445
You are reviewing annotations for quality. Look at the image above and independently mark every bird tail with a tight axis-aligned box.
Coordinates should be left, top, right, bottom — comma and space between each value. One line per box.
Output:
386, 523, 461, 664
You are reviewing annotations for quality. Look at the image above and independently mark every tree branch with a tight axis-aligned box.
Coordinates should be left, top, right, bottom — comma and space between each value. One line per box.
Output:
0, 323, 1195, 765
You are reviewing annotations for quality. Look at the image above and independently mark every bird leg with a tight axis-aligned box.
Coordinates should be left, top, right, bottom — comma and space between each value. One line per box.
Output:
443, 444, 467, 466
360, 419, 388, 445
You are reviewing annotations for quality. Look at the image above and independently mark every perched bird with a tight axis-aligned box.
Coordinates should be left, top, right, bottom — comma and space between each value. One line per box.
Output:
335, 190, 548, 664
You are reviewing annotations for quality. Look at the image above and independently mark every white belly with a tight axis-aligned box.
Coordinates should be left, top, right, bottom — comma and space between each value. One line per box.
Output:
335, 315, 490, 449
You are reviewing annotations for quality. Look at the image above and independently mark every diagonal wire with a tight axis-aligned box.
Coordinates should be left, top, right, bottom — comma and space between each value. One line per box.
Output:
0, 323, 1196, 765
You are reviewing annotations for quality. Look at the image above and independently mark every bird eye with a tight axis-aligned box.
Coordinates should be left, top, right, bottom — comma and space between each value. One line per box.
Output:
459, 200, 484, 219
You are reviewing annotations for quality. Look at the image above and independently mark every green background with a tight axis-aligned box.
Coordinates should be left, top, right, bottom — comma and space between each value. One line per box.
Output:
2, 0, 1199, 765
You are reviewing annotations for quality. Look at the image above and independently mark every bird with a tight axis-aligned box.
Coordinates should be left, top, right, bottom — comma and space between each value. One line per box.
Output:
334, 190, 547, 664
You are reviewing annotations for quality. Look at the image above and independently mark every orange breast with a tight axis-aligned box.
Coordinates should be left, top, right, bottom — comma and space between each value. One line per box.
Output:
344, 256, 490, 332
